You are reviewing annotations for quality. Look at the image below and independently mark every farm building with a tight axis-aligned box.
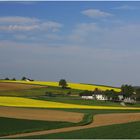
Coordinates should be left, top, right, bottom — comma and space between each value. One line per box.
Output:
94, 93, 108, 101
81, 95, 94, 100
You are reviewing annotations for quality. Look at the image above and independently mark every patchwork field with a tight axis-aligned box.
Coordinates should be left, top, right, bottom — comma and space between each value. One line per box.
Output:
2, 111, 140, 138
0, 81, 140, 139
0, 80, 121, 92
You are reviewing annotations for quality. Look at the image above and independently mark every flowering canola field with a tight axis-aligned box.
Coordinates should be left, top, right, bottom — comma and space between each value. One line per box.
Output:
0, 97, 139, 110
0, 80, 121, 92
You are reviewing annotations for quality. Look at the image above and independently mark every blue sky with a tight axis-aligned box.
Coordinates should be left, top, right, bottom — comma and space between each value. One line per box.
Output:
0, 1, 140, 86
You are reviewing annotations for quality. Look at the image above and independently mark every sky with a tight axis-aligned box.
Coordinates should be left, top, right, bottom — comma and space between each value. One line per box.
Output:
0, 1, 140, 87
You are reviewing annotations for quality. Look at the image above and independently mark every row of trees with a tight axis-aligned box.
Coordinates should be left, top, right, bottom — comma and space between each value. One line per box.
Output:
3, 76, 34, 81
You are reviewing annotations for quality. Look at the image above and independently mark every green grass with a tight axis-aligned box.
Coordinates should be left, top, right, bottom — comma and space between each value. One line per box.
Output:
47, 108, 140, 114
0, 117, 75, 137
0, 87, 47, 96
33, 96, 123, 107
43, 86, 82, 95
0, 86, 82, 97
22, 121, 140, 139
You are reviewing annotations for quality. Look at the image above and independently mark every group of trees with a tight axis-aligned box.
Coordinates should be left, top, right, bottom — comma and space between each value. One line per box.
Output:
3, 76, 34, 81
121, 84, 134, 97
4, 77, 16, 80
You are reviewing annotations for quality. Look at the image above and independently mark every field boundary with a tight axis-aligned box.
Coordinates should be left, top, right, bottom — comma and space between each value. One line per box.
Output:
1, 113, 140, 138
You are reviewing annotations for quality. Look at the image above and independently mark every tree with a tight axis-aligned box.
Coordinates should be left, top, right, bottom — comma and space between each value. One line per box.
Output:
121, 84, 134, 98
12, 78, 16, 81
135, 88, 140, 101
59, 79, 68, 88
22, 76, 26, 80
5, 77, 9, 80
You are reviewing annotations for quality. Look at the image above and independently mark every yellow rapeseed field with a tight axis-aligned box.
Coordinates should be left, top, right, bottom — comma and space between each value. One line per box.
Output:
0, 80, 121, 92
0, 97, 140, 110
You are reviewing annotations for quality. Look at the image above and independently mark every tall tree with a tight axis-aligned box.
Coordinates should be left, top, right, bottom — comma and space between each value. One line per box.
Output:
59, 79, 68, 89
121, 84, 134, 98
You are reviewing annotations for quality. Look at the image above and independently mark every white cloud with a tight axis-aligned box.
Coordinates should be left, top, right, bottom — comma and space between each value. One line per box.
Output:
113, 5, 139, 10
0, 16, 39, 23
41, 21, 62, 32
81, 9, 112, 18
0, 25, 39, 31
0, 16, 62, 32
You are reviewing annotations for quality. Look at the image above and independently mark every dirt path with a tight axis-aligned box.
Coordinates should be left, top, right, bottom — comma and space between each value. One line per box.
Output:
0, 106, 83, 123
1, 112, 140, 138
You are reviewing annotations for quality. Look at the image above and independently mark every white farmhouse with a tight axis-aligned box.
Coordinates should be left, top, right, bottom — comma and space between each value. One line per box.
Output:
94, 93, 108, 101
81, 96, 94, 100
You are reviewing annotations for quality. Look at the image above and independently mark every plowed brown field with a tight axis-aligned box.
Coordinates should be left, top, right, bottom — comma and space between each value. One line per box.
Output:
1, 110, 140, 138
0, 82, 44, 91
0, 106, 83, 122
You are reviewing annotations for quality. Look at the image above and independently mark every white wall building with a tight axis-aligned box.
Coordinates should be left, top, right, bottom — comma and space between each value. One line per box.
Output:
81, 96, 94, 100
94, 94, 108, 101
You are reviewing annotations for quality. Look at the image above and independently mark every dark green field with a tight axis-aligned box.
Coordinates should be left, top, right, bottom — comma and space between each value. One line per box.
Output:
24, 121, 140, 139
0, 86, 82, 96
0, 117, 75, 137
33, 96, 122, 106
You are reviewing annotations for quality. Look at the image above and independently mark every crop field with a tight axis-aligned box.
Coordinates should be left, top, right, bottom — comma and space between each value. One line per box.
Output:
0, 80, 121, 92
0, 82, 45, 91
0, 117, 75, 137
34, 96, 140, 107
34, 96, 123, 107
0, 96, 140, 110
26, 121, 140, 139
0, 106, 84, 123
0, 81, 140, 139
2, 110, 140, 139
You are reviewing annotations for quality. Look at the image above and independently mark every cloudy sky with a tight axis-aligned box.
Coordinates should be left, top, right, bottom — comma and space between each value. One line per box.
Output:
0, 1, 140, 87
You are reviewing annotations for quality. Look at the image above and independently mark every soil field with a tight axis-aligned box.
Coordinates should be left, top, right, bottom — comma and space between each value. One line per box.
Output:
2, 112, 140, 138
0, 82, 44, 91
0, 106, 83, 123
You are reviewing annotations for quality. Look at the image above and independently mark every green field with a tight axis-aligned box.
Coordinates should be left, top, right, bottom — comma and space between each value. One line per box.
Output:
31, 96, 140, 107
33, 96, 122, 106
24, 121, 140, 139
0, 117, 75, 137
0, 86, 82, 97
